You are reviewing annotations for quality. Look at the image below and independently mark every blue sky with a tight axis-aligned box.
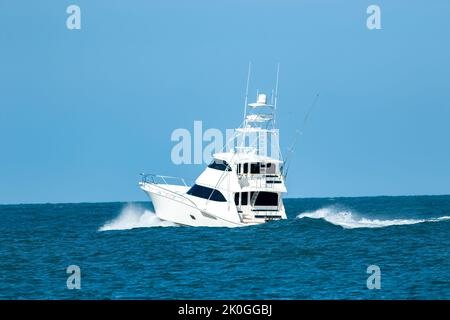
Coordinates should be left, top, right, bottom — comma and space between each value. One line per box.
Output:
0, 0, 449, 203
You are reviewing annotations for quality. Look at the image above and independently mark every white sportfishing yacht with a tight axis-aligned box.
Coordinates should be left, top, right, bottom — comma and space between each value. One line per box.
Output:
140, 66, 288, 227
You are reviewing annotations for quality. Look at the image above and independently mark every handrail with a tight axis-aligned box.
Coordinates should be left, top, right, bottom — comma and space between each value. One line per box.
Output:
140, 174, 200, 209
237, 173, 283, 189
140, 173, 188, 187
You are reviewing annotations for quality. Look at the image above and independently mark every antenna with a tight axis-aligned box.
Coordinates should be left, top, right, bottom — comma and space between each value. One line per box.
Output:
273, 63, 280, 128
243, 62, 252, 122
274, 63, 280, 110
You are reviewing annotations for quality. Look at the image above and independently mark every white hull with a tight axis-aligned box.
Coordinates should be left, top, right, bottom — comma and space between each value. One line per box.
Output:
140, 182, 286, 227
141, 183, 249, 227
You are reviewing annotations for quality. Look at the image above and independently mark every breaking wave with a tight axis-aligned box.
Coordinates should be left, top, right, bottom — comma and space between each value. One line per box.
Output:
296, 207, 450, 229
99, 204, 177, 231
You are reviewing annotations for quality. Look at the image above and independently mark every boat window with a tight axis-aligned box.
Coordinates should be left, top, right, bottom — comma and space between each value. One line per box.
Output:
266, 163, 276, 174
243, 163, 248, 174
208, 159, 231, 171
234, 193, 239, 206
250, 163, 260, 174
237, 163, 241, 174
187, 184, 227, 202
241, 192, 248, 205
251, 192, 278, 206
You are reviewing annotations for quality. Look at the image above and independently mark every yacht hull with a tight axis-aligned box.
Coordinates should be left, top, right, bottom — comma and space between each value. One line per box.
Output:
141, 183, 247, 227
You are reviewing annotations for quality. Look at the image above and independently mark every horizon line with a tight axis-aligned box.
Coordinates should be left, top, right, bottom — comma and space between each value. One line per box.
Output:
1, 193, 449, 206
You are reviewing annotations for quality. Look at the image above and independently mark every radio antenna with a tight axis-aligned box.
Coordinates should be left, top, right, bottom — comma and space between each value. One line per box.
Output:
273, 63, 280, 127
243, 62, 252, 122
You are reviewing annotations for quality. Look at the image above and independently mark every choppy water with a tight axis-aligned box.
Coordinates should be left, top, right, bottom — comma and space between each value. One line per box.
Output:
1, 195, 449, 299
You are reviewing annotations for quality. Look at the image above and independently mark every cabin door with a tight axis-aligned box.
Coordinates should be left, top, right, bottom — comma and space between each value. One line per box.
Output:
234, 192, 249, 212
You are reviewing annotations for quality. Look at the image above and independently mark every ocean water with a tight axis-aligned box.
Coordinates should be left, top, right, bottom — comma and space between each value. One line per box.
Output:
1, 195, 449, 299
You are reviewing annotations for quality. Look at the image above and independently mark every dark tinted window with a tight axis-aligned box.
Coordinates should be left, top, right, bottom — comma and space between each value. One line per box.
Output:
266, 163, 276, 174
251, 192, 278, 206
250, 163, 260, 174
241, 192, 248, 205
234, 193, 239, 206
187, 184, 226, 202
243, 163, 248, 174
208, 159, 231, 171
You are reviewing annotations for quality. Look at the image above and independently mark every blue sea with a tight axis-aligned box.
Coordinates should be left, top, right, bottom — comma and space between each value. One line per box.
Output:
1, 195, 449, 299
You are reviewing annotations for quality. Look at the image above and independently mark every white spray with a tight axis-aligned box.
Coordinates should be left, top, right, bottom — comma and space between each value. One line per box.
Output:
296, 206, 450, 229
99, 204, 177, 231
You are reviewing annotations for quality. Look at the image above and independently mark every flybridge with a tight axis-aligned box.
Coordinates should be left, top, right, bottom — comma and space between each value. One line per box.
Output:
234, 94, 281, 160
232, 63, 282, 161
242, 63, 279, 130
246, 93, 274, 123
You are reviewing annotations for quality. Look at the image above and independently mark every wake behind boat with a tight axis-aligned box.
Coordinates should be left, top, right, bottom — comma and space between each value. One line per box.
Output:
139, 66, 288, 227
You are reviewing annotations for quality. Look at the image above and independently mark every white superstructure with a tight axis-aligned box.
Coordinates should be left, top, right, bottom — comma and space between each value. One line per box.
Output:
139, 66, 288, 227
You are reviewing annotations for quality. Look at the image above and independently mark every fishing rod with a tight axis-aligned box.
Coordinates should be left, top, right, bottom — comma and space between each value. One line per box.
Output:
283, 93, 320, 180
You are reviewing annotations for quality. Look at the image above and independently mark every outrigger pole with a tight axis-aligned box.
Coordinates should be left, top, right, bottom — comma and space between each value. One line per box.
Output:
284, 93, 320, 179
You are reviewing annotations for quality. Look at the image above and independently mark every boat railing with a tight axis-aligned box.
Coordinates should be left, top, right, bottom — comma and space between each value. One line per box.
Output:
140, 173, 188, 187
237, 173, 283, 189
234, 146, 257, 153
140, 174, 201, 210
